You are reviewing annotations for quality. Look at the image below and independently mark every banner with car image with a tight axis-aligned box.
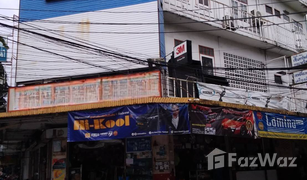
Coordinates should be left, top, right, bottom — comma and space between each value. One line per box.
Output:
189, 104, 255, 138
254, 111, 307, 139
68, 103, 190, 142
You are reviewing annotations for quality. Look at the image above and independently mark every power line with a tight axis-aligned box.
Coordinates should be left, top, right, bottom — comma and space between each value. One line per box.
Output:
0, 0, 302, 13
2, 20, 306, 90
4, 21, 307, 71
5, 18, 306, 34
3, 10, 305, 25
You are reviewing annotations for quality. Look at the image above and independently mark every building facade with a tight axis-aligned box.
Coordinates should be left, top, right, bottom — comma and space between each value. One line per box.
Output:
1, 0, 307, 180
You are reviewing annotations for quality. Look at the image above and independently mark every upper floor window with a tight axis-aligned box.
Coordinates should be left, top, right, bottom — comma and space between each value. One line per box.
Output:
238, 0, 247, 4
293, 20, 303, 33
174, 39, 184, 46
231, 0, 247, 21
265, 5, 273, 14
199, 45, 214, 56
199, 0, 209, 6
274, 9, 281, 18
283, 14, 290, 21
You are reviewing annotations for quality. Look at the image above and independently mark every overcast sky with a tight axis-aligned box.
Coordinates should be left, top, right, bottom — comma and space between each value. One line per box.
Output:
0, 0, 19, 86
0, 0, 19, 35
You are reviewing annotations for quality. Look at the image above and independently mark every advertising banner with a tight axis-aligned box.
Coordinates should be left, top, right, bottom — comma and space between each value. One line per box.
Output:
197, 82, 290, 110
254, 111, 307, 139
68, 103, 189, 142
9, 71, 161, 111
189, 104, 255, 138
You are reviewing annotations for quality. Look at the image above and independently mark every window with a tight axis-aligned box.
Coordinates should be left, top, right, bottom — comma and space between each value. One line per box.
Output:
199, 46, 214, 56
283, 14, 290, 21
274, 9, 280, 18
293, 20, 303, 33
238, 0, 247, 4
274, 74, 282, 84
201, 56, 214, 76
240, 4, 247, 21
232, 0, 239, 18
265, 5, 273, 14
174, 39, 184, 46
199, 0, 209, 6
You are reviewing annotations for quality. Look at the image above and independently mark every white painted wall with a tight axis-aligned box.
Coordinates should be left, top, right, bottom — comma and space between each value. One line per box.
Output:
165, 23, 290, 93
17, 1, 160, 82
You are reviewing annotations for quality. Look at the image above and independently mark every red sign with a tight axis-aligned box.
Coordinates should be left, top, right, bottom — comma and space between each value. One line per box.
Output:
174, 41, 187, 58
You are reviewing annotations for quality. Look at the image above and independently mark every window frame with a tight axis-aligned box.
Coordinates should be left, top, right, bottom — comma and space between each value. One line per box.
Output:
283, 14, 290, 22
198, 0, 210, 7
200, 55, 215, 76
199, 45, 214, 57
274, 9, 281, 18
265, 5, 273, 14
174, 39, 184, 47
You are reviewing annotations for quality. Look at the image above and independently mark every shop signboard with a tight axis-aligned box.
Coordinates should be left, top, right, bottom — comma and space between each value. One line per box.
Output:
291, 51, 307, 67
189, 104, 255, 138
9, 71, 161, 111
293, 70, 307, 84
254, 111, 307, 139
68, 103, 190, 142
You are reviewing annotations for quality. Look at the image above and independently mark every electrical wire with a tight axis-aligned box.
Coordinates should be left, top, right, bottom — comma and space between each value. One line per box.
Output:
0, 0, 303, 13
2, 19, 307, 91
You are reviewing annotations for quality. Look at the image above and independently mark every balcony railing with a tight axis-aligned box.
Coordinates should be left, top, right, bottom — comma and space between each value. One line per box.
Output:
165, 76, 307, 113
163, 0, 306, 52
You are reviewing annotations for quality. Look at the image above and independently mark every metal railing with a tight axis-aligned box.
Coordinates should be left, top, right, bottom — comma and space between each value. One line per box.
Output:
166, 76, 197, 98
162, 0, 306, 51
165, 76, 307, 113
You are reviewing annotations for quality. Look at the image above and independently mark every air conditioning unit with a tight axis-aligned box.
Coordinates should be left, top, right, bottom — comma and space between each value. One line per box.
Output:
251, 10, 262, 17
222, 15, 238, 30
44, 128, 67, 139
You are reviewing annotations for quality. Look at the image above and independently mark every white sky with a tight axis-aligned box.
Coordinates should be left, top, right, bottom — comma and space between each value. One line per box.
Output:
0, 0, 19, 35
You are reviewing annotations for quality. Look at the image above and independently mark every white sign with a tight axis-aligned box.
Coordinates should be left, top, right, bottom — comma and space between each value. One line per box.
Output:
197, 82, 289, 110
291, 51, 307, 67
207, 148, 297, 170
174, 41, 187, 58
293, 70, 307, 84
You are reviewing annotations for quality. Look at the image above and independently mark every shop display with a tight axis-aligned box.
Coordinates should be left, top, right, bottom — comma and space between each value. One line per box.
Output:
52, 140, 67, 180
126, 137, 152, 180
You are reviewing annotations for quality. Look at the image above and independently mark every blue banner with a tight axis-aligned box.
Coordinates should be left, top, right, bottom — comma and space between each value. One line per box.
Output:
254, 111, 307, 139
68, 104, 190, 142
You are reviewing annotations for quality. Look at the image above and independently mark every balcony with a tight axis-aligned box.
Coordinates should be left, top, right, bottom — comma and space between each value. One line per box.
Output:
165, 76, 307, 113
162, 0, 307, 53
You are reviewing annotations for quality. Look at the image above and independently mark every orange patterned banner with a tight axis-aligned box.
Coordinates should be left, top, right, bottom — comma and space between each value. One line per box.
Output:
9, 71, 161, 111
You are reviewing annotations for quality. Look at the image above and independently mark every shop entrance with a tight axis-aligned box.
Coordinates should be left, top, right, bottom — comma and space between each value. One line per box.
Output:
69, 140, 125, 180
173, 134, 229, 180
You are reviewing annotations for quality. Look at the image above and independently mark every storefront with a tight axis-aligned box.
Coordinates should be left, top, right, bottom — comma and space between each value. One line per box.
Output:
62, 103, 307, 180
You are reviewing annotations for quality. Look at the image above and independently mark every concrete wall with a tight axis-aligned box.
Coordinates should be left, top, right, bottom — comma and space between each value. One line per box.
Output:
165, 23, 290, 94
17, 0, 160, 82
